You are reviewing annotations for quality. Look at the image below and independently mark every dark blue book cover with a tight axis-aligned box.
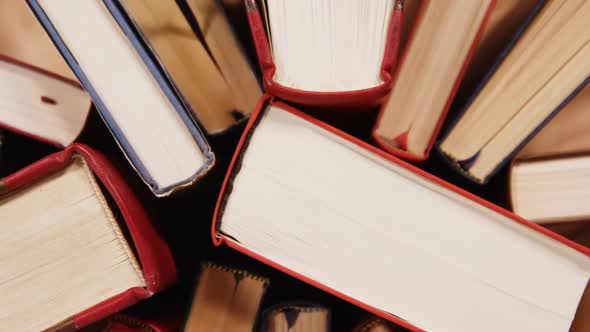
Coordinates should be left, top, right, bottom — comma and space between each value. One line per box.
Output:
27, 0, 215, 196
437, 0, 590, 184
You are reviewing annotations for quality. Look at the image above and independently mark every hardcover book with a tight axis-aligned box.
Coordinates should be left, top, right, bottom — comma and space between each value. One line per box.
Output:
245, 0, 403, 107
212, 96, 590, 332
510, 153, 590, 224
28, 0, 215, 196
79, 314, 180, 332
0, 55, 91, 147
183, 262, 269, 332
374, 0, 544, 161
439, 0, 590, 183
0, 144, 175, 332
263, 303, 330, 332
509, 86, 590, 224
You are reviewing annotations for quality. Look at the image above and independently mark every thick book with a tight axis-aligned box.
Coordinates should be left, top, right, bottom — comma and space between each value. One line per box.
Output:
0, 144, 176, 332
439, 0, 590, 183
117, 0, 262, 134
509, 153, 590, 224
212, 96, 590, 332
27, 0, 215, 196
245, 0, 403, 107
508, 84, 590, 224
263, 303, 330, 332
183, 262, 269, 332
0, 55, 91, 147
78, 314, 180, 332
373, 0, 544, 161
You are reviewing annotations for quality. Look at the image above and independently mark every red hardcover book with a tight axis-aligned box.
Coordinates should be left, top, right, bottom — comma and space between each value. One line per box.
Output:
245, 0, 403, 108
0, 144, 175, 331
373, 0, 544, 162
84, 314, 180, 332
212, 95, 590, 332
0, 55, 91, 147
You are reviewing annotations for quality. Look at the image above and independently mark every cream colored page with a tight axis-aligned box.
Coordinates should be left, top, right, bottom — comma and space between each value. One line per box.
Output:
0, 61, 90, 146
0, 160, 145, 332
222, 105, 590, 332
441, 0, 588, 160
39, 0, 205, 189
376, 0, 491, 156
468, 32, 590, 180
268, 0, 393, 91
511, 156, 590, 222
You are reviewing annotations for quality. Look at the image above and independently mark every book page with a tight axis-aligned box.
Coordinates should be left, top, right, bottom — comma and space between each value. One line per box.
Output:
221, 104, 590, 332
0, 158, 145, 331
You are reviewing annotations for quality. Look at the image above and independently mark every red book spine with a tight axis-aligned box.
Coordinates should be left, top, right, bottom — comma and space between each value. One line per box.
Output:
245, 0, 403, 108
211, 95, 589, 332
373, 0, 498, 162
1, 144, 176, 330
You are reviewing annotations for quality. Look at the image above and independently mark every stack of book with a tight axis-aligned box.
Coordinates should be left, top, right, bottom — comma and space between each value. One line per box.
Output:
1, 0, 589, 331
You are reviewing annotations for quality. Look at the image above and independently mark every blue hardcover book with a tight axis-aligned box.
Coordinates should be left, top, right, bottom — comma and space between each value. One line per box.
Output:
27, 0, 215, 197
438, 0, 590, 184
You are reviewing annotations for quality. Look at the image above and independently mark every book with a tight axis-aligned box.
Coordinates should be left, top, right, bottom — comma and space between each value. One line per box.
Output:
212, 96, 590, 332
79, 314, 180, 332
509, 154, 590, 224
117, 0, 262, 134
28, 0, 215, 196
374, 0, 544, 161
439, 0, 590, 183
352, 318, 396, 332
183, 262, 269, 332
245, 0, 403, 107
263, 303, 329, 332
0, 144, 176, 332
0, 0, 75, 80
0, 56, 91, 147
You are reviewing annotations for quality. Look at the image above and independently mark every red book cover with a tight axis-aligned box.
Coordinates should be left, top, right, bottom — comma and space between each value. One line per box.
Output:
211, 95, 590, 332
1, 144, 176, 331
88, 314, 180, 332
0, 55, 91, 148
245, 0, 403, 108
372, 0, 497, 162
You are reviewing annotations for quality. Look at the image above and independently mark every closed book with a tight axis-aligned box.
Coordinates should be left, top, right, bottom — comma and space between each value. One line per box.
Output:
183, 262, 269, 332
374, 0, 544, 161
78, 314, 180, 332
212, 95, 590, 332
28, 0, 215, 196
245, 0, 403, 107
509, 153, 590, 224
0, 144, 176, 332
508, 84, 590, 224
263, 303, 330, 332
0, 55, 91, 147
439, 0, 590, 183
